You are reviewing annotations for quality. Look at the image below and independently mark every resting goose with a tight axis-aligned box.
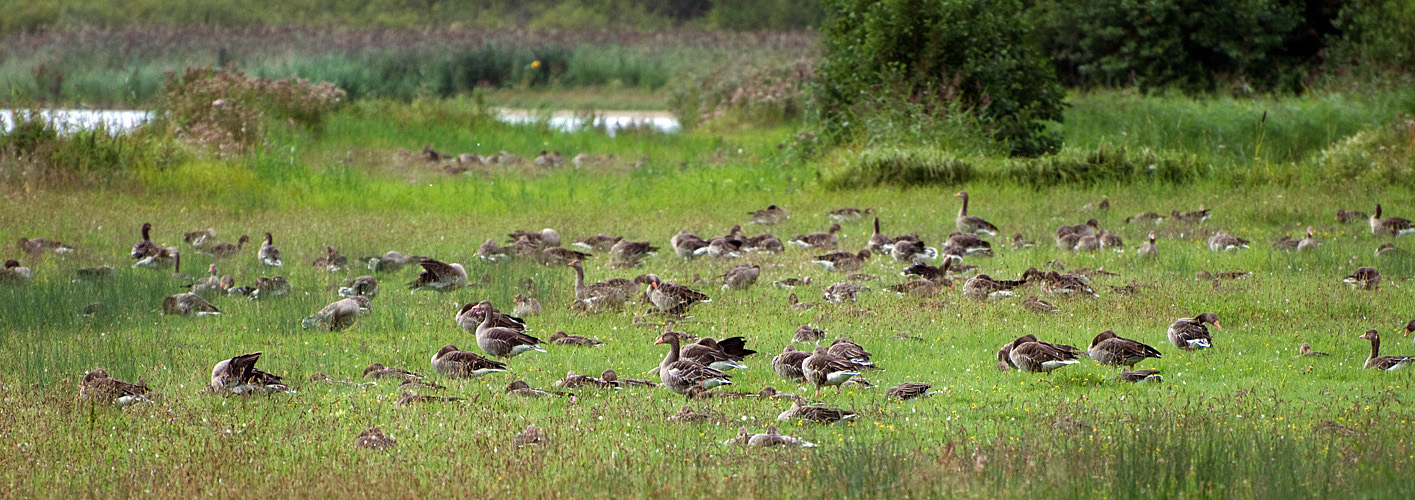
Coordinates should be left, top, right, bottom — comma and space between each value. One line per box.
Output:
189, 264, 230, 297
609, 239, 658, 263
162, 293, 221, 317
1358, 329, 1412, 371
789, 224, 843, 249
901, 261, 955, 283
457, 301, 528, 333
681, 337, 753, 371
1295, 342, 1329, 358
721, 264, 761, 290
1011, 233, 1034, 250
1098, 230, 1123, 249
694, 237, 743, 259
945, 232, 993, 256
747, 204, 788, 225
1021, 295, 1058, 313
73, 265, 113, 282
1117, 370, 1163, 383
1335, 208, 1369, 224
788, 293, 817, 310
204, 235, 250, 258
397, 391, 465, 406
338, 275, 379, 298
1342, 267, 1381, 290
667, 406, 715, 423
777, 400, 857, 424
822, 282, 870, 303
802, 346, 861, 395
1207, 230, 1249, 251
360, 251, 412, 272
477, 239, 511, 262
1039, 271, 1098, 297
362, 363, 425, 382
0, 260, 33, 284
554, 370, 617, 389
1125, 212, 1163, 224
885, 382, 942, 400
1007, 334, 1082, 374
572, 234, 622, 252
1171, 206, 1211, 223
867, 218, 893, 253
1167, 313, 1219, 350
548, 331, 604, 346
961, 274, 1026, 300
258, 232, 282, 266
353, 427, 396, 449
743, 233, 784, 253
131, 222, 162, 259
742, 425, 818, 448
602, 369, 656, 387
206, 352, 288, 394
1054, 219, 1099, 250
954, 192, 999, 236
79, 369, 150, 405
18, 237, 75, 255
636, 274, 711, 315
508, 228, 561, 249
890, 239, 938, 263
431, 344, 508, 378
670, 230, 709, 258
301, 296, 370, 331
249, 276, 291, 300
312, 246, 348, 272
469, 301, 546, 358
1375, 243, 1409, 258
812, 250, 870, 272
887, 279, 944, 297
133, 246, 177, 270
541, 246, 592, 266
829, 207, 872, 222
654, 331, 731, 394
1087, 330, 1162, 369
1370, 204, 1414, 237
1137, 232, 1158, 257
505, 380, 559, 397
407, 258, 467, 292
772, 345, 811, 382
512, 294, 543, 317
181, 229, 216, 249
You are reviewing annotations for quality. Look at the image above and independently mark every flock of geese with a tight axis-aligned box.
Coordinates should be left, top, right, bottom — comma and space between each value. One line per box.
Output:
11, 193, 1415, 448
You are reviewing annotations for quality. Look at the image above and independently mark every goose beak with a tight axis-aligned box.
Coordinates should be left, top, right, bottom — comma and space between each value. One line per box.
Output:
1211, 322, 1222, 329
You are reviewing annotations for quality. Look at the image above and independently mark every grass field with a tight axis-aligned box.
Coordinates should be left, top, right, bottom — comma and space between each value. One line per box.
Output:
3, 93, 1415, 498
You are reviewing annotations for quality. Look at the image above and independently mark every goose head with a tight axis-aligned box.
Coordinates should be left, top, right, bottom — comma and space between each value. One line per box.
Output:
1089, 330, 1118, 348
362, 363, 388, 377
1194, 312, 1221, 328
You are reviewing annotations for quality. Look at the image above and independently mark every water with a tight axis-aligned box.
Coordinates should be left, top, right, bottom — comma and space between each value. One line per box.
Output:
0, 109, 153, 134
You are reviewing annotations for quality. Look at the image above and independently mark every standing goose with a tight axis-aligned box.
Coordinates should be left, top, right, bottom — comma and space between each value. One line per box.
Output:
680, 337, 752, 372
301, 296, 370, 331
1137, 232, 1158, 257
1296, 227, 1319, 252
1370, 204, 1415, 237
1343, 267, 1381, 290
867, 217, 893, 253
654, 331, 732, 394
407, 258, 467, 292
1207, 230, 1250, 251
456, 301, 528, 333
338, 275, 379, 298
777, 400, 857, 424
828, 337, 874, 368
1006, 334, 1082, 374
772, 345, 811, 382
812, 250, 870, 272
1358, 330, 1413, 371
636, 274, 711, 315
204, 235, 250, 258
430, 344, 508, 378
206, 352, 287, 394
1087, 330, 1162, 369
131, 222, 162, 260
0, 260, 33, 284
954, 192, 999, 236
1167, 313, 1219, 350
788, 224, 843, 249
802, 346, 861, 395
258, 232, 282, 266
18, 237, 75, 255
721, 264, 761, 290
469, 301, 546, 359
79, 369, 151, 405
162, 293, 221, 317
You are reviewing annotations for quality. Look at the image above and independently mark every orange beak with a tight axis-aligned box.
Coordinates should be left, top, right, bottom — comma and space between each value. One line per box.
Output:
1211, 322, 1222, 329
653, 337, 665, 345
650, 282, 659, 290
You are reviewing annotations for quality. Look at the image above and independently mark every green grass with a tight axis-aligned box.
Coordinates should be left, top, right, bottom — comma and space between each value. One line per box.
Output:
3, 96, 1415, 498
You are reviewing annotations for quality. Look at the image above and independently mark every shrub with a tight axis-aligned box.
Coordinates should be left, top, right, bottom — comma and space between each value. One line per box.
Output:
1310, 118, 1415, 185
815, 0, 1065, 157
1327, 0, 1415, 76
668, 58, 814, 129
821, 147, 975, 189
161, 68, 346, 155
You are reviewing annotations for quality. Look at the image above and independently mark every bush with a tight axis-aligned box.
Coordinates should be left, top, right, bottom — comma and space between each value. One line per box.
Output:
668, 58, 813, 129
1327, 0, 1415, 75
1310, 118, 1415, 185
821, 147, 976, 189
161, 68, 346, 155
815, 0, 1065, 157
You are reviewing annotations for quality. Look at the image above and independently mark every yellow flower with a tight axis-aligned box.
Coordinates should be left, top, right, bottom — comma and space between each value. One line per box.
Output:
531, 60, 542, 69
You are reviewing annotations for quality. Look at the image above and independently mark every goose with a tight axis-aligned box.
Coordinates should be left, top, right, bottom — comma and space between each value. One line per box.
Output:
131, 222, 162, 259
189, 264, 230, 297
362, 363, 425, 382
353, 427, 397, 449
18, 237, 75, 255
249, 276, 291, 300
1401, 319, 1415, 339
1207, 230, 1249, 251
667, 406, 714, 423
0, 260, 33, 284
338, 275, 379, 298
421, 143, 449, 161
1087, 330, 1162, 369
1011, 233, 1034, 250
1342, 267, 1381, 290
512, 294, 542, 317
1074, 232, 1100, 252
670, 230, 709, 258
396, 391, 465, 406
1137, 232, 1158, 257
773, 277, 812, 290
1195, 270, 1252, 281
1125, 212, 1163, 224
533, 150, 562, 167
505, 380, 559, 397
886, 279, 945, 297
1039, 271, 1098, 297
133, 246, 177, 269
1294, 342, 1329, 358
601, 369, 655, 388
803, 346, 861, 395
541, 246, 592, 266
996, 342, 1016, 371
183, 229, 216, 248
1171, 206, 1211, 223
1358, 329, 1413, 371
867, 217, 893, 253
1117, 370, 1164, 383
1335, 208, 1369, 224
554, 370, 618, 389
1167, 313, 1219, 350
1007, 334, 1082, 374
828, 207, 872, 222
467, 301, 546, 359
162, 293, 221, 316
901, 261, 955, 283
572, 234, 622, 252
945, 232, 992, 256
1375, 243, 1409, 258
257, 232, 282, 266
812, 250, 870, 272
954, 192, 999, 236
358, 250, 410, 272
777, 400, 857, 424
885, 382, 942, 400
301, 296, 370, 331
747, 204, 788, 225
1370, 204, 1414, 237
734, 425, 817, 448
1054, 219, 1099, 250
548, 331, 604, 346
890, 239, 938, 263
719, 264, 761, 291
680, 337, 752, 371
772, 345, 811, 382
635, 274, 711, 315
510, 425, 553, 447
312, 246, 347, 272
73, 265, 113, 282
1296, 227, 1319, 251
431, 344, 508, 378
508, 228, 561, 249
206, 352, 288, 394
477, 239, 511, 262
1082, 198, 1111, 211
822, 282, 870, 303
1021, 295, 1058, 313
654, 331, 731, 394
788, 293, 817, 310
1098, 230, 1123, 249
456, 301, 528, 333
203, 235, 250, 258
788, 224, 843, 249
693, 237, 743, 259
79, 369, 150, 405
961, 274, 1026, 300
828, 337, 874, 368
407, 258, 467, 292
742, 233, 784, 253
609, 239, 658, 263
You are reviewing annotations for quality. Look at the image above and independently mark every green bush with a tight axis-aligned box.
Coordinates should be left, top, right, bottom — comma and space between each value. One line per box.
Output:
161, 68, 346, 155
815, 0, 1065, 157
1310, 119, 1415, 185
1327, 0, 1415, 75
821, 147, 976, 189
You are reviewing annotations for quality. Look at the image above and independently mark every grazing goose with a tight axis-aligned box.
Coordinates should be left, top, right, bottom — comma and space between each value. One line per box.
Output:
0, 260, 33, 284
512, 294, 542, 317
1021, 295, 1058, 313
954, 192, 999, 236
1137, 232, 1158, 257
822, 282, 870, 303
301, 296, 370, 331
654, 331, 732, 394
353, 427, 397, 449
1335, 208, 1369, 224
885, 382, 942, 400
204, 235, 250, 258
407, 258, 467, 292
1370, 204, 1414, 237
162, 293, 221, 317
431, 345, 508, 378
742, 233, 784, 253
1171, 206, 1211, 223
961, 274, 1026, 300
777, 400, 857, 424
1117, 370, 1164, 383
1358, 329, 1412, 371
802, 346, 861, 395
1375, 243, 1409, 258
1294, 342, 1330, 358
338, 275, 379, 298
602, 369, 656, 387
1207, 230, 1249, 251
813, 250, 870, 272
1167, 313, 1219, 350
554, 370, 618, 390
721, 264, 761, 290
828, 338, 874, 368
468, 301, 545, 359
1011, 233, 1034, 250
670, 230, 709, 258
18, 237, 75, 255
1125, 212, 1163, 224
548, 331, 604, 346
362, 363, 425, 382
636, 274, 711, 315
131, 222, 162, 259
996, 343, 1016, 371
747, 204, 788, 225
1007, 334, 1082, 374
477, 239, 511, 262
396, 391, 464, 406
828, 207, 872, 222
258, 232, 282, 266
206, 352, 288, 394
505, 380, 559, 397
249, 276, 291, 300
1087, 330, 1162, 369
789, 224, 843, 249
1343, 267, 1381, 290
79, 369, 150, 405
772, 345, 811, 382
312, 246, 348, 272
788, 293, 817, 310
